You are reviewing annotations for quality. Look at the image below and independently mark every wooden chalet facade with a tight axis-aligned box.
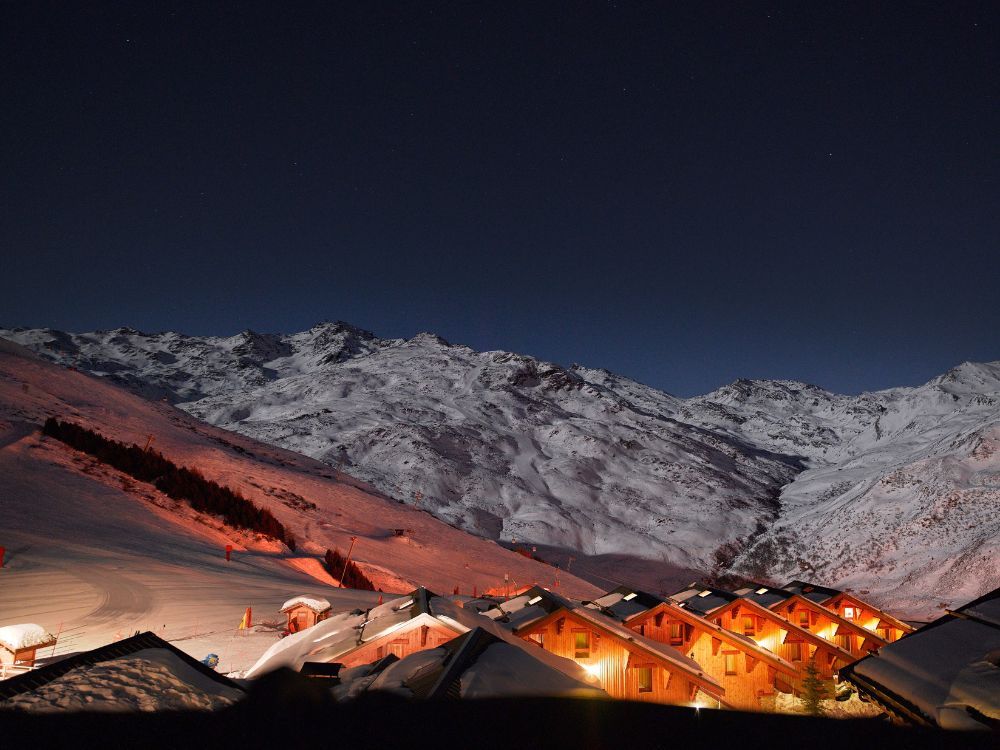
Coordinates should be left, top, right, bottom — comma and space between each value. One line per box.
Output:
515, 606, 726, 707
781, 581, 914, 643
625, 601, 799, 711
768, 594, 888, 660
703, 598, 855, 693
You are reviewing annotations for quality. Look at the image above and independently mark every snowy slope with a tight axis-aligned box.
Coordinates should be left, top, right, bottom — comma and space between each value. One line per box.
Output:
0, 325, 799, 581
0, 339, 598, 670
3, 325, 998, 617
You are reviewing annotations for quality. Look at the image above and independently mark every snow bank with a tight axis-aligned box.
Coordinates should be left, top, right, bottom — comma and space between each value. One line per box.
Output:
0, 624, 53, 651
2, 648, 242, 712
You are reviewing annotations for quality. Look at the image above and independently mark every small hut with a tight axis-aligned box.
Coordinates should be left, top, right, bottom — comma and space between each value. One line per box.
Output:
280, 596, 332, 633
0, 624, 57, 668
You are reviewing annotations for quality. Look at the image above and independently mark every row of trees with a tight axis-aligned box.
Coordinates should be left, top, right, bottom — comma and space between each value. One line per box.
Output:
323, 547, 375, 590
43, 417, 296, 550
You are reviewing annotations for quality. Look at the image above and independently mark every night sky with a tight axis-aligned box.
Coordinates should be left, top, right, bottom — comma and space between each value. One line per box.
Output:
2, 2, 996, 396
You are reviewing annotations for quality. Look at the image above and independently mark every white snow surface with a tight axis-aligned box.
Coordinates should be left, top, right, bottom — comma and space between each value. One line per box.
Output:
458, 641, 603, 699
4, 325, 999, 616
2, 648, 242, 712
0, 624, 53, 651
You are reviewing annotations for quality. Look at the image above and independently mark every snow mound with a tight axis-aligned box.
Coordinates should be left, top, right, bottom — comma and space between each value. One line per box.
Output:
2, 648, 242, 712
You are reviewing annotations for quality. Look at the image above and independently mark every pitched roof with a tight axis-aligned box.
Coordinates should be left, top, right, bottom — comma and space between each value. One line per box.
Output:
585, 586, 664, 621
780, 580, 842, 603
0, 631, 244, 702
839, 587, 1000, 730
732, 583, 795, 609
479, 585, 575, 631
669, 583, 739, 616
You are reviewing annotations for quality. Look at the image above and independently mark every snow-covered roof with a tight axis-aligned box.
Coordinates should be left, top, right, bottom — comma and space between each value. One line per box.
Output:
843, 590, 1000, 730
2, 648, 242, 712
280, 596, 332, 613
0, 624, 55, 651
247, 588, 468, 678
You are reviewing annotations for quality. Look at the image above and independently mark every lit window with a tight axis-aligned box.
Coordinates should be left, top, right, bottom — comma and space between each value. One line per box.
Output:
755, 587, 768, 595
743, 616, 755, 636
698, 590, 712, 598
574, 631, 590, 659
527, 595, 543, 605
724, 653, 738, 675
623, 592, 638, 601
637, 666, 653, 693
843, 606, 855, 619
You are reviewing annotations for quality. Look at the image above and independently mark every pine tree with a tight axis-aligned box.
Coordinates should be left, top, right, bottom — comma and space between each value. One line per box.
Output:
801, 658, 827, 716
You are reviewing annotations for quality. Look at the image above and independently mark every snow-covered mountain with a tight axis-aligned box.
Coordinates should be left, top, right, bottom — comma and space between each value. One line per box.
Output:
0, 338, 599, 670
4, 323, 998, 617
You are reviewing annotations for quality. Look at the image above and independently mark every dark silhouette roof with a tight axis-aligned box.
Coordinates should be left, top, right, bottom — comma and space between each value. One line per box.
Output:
0, 631, 244, 702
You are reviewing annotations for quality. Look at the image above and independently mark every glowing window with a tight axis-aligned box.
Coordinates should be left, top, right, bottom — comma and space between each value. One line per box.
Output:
724, 653, 738, 675
637, 666, 653, 693
843, 606, 855, 619
623, 592, 638, 601
527, 595, 542, 605
574, 631, 591, 659
698, 590, 712, 598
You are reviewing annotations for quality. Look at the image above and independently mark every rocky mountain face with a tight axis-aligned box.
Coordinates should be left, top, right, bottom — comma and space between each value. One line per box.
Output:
4, 323, 998, 616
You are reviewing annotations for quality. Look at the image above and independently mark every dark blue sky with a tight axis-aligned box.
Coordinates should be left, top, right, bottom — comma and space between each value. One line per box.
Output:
2, 2, 996, 396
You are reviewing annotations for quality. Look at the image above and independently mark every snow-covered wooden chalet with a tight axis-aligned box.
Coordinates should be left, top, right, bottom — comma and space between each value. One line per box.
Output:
280, 595, 332, 633
246, 588, 469, 677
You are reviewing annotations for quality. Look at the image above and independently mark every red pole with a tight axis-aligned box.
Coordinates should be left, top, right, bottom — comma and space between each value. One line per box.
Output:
339, 536, 358, 587
225, 544, 232, 562
0, 546, 5, 568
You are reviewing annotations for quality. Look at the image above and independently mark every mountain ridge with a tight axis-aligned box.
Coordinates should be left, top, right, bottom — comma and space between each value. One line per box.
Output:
3, 323, 997, 617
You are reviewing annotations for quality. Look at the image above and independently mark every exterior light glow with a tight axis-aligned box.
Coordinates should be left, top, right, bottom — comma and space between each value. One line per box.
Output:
623, 592, 637, 601
698, 590, 711, 598
755, 587, 768, 595
527, 596, 543, 605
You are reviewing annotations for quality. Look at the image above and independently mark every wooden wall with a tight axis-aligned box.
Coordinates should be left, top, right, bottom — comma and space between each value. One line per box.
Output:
524, 617, 702, 706
339, 622, 460, 668
635, 614, 785, 711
